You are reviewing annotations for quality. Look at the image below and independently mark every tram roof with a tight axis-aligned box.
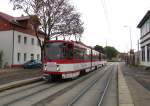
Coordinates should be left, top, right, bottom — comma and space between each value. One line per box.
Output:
47, 40, 92, 49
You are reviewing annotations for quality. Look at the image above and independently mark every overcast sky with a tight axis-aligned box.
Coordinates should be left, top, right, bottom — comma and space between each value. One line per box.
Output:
1, 0, 150, 52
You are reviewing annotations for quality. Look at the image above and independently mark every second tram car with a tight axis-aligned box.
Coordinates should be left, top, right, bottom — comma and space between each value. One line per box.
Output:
43, 40, 106, 81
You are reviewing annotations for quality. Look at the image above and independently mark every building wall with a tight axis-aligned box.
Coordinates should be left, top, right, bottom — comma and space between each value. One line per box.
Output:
139, 17, 150, 66
0, 30, 13, 67
0, 12, 45, 67
138, 11, 150, 67
140, 33, 150, 46
140, 45, 150, 66
13, 30, 43, 66
140, 35, 150, 66
0, 29, 43, 67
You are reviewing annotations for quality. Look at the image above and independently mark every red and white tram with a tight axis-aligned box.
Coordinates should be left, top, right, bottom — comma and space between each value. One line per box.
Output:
43, 40, 106, 81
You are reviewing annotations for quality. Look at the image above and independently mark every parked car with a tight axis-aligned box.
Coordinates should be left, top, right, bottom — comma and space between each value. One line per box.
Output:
23, 60, 42, 69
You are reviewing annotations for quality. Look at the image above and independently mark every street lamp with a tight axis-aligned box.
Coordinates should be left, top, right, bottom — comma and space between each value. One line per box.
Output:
124, 26, 132, 50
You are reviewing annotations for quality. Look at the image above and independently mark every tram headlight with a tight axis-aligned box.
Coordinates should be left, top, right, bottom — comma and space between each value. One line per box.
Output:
56, 65, 60, 71
43, 64, 47, 71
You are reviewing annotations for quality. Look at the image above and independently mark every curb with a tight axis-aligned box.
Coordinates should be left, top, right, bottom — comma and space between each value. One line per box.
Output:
118, 65, 134, 106
0, 69, 20, 74
0, 77, 42, 92
0, 69, 41, 74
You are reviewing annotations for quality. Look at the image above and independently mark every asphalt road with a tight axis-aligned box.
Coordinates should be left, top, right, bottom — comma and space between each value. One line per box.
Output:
0, 63, 118, 106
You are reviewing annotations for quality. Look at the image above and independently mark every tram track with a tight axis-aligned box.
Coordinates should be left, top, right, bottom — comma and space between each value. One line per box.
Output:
97, 66, 113, 106
0, 76, 43, 92
66, 66, 114, 106
32, 66, 110, 106
32, 65, 112, 106
0, 65, 110, 106
1, 83, 58, 106
0, 81, 45, 98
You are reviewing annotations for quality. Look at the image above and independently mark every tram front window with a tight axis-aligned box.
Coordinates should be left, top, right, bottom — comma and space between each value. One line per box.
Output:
45, 42, 66, 60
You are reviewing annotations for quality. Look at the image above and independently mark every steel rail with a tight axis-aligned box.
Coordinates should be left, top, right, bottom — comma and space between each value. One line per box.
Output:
32, 67, 109, 106
2, 66, 109, 106
67, 65, 113, 106
0, 81, 46, 98
0, 77, 43, 92
32, 66, 110, 106
97, 66, 114, 106
2, 83, 58, 106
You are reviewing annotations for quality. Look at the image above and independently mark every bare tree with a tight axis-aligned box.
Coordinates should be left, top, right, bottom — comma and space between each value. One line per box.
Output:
10, 0, 84, 61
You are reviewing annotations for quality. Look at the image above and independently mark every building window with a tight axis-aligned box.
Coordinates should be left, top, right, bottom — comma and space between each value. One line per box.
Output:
31, 38, 34, 45
147, 45, 150, 61
17, 53, 21, 62
24, 53, 27, 61
24, 37, 27, 44
146, 20, 150, 33
37, 54, 40, 60
31, 54, 34, 60
141, 19, 150, 36
18, 35, 21, 43
141, 47, 145, 61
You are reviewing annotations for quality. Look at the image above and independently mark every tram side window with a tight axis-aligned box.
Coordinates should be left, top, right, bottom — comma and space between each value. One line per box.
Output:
74, 47, 81, 60
74, 47, 80, 60
99, 53, 101, 60
68, 44, 73, 60
84, 50, 88, 60
85, 49, 91, 60
74, 47, 88, 60
84, 49, 91, 61
62, 47, 67, 59
81, 49, 86, 60
92, 51, 99, 60
74, 49, 78, 59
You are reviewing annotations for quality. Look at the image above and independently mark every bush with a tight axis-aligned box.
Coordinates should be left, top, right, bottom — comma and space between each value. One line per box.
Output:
0, 51, 3, 68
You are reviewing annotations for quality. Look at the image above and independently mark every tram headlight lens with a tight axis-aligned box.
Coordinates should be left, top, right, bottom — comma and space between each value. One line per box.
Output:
43, 64, 47, 71
56, 65, 60, 71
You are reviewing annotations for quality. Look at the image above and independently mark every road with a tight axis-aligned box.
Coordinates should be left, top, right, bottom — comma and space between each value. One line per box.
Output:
0, 63, 118, 106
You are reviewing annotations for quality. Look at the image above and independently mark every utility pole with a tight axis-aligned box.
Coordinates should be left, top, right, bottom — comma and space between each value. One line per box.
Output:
124, 26, 132, 50
129, 27, 132, 50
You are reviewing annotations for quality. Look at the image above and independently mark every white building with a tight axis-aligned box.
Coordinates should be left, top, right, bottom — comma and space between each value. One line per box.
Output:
137, 10, 150, 66
0, 12, 44, 68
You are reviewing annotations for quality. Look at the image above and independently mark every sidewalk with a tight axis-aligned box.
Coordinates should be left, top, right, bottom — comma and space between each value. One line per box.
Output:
0, 68, 42, 85
120, 63, 150, 106
118, 64, 134, 106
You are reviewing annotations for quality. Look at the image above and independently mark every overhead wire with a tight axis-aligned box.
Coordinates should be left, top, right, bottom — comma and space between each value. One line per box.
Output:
100, 0, 111, 33
100, 0, 111, 47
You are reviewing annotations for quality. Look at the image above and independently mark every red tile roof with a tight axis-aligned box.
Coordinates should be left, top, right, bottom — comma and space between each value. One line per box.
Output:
15, 16, 29, 21
0, 12, 14, 22
0, 12, 46, 38
0, 12, 29, 23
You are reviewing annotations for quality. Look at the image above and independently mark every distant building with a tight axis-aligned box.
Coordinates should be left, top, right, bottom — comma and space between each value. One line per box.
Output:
117, 53, 127, 61
124, 49, 135, 65
0, 12, 44, 68
137, 10, 150, 66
